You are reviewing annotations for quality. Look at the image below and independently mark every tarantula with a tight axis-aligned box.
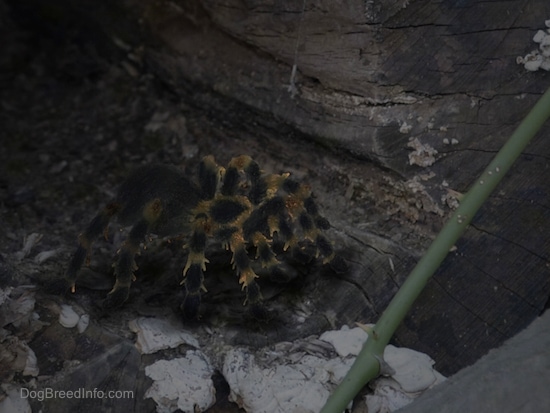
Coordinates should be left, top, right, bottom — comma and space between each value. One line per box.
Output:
61, 155, 343, 319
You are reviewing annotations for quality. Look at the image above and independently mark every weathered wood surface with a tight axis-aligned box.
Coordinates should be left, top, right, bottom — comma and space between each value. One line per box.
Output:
2, 0, 549, 391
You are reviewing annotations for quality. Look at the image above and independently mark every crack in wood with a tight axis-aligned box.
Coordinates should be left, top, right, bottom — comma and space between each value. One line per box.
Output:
469, 223, 547, 262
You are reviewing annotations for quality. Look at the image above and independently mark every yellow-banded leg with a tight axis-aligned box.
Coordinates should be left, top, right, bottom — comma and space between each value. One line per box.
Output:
228, 232, 268, 320
251, 232, 278, 269
61, 202, 120, 295
103, 199, 162, 308
251, 231, 294, 283
280, 177, 338, 264
199, 155, 223, 199
180, 215, 209, 319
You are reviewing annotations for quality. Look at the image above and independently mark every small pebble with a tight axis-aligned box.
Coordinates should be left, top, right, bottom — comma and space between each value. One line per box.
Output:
77, 314, 90, 333
59, 304, 80, 328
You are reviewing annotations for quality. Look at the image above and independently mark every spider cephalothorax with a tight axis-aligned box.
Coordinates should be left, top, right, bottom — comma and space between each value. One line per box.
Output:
62, 155, 342, 319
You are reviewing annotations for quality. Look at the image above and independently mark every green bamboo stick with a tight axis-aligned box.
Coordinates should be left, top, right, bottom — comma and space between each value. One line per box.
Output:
320, 86, 550, 413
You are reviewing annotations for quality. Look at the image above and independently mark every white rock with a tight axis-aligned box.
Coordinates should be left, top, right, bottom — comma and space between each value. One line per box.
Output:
364, 346, 446, 412
384, 345, 441, 393
223, 348, 334, 413
540, 36, 550, 57
407, 138, 438, 167
222, 327, 445, 413
144, 111, 170, 133
533, 29, 547, 43
77, 314, 90, 333
145, 351, 215, 413
323, 357, 355, 383
399, 122, 412, 134
366, 378, 416, 413
14, 233, 43, 261
0, 384, 31, 413
541, 58, 550, 71
58, 304, 80, 328
23, 346, 39, 377
34, 249, 61, 264
7, 287, 36, 329
128, 317, 199, 354
524, 53, 543, 71
0, 288, 10, 307
519, 22, 550, 72
319, 326, 369, 357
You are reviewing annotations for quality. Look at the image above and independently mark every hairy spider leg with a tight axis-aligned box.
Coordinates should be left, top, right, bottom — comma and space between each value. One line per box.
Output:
221, 160, 241, 196
228, 232, 263, 308
303, 196, 335, 262
244, 158, 261, 191
251, 232, 280, 273
224, 156, 287, 204
183, 156, 261, 317
199, 155, 223, 199
219, 157, 268, 310
282, 179, 336, 263
246, 199, 303, 286
242, 157, 267, 204
103, 198, 163, 308
180, 214, 209, 319
244, 164, 338, 269
65, 202, 121, 293
242, 197, 287, 273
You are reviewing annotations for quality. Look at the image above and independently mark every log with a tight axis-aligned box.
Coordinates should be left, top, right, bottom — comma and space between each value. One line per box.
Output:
4, 0, 550, 378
